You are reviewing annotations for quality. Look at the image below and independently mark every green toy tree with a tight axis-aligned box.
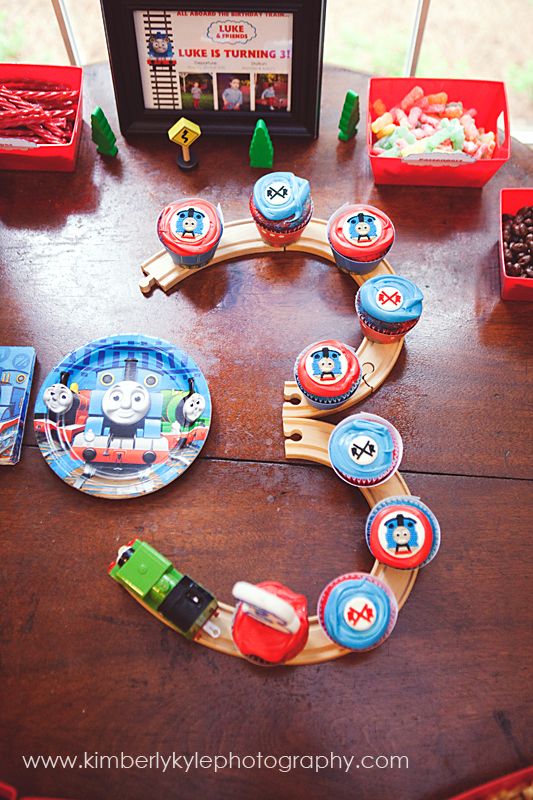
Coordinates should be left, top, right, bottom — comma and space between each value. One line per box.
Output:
249, 118, 274, 168
91, 106, 118, 157
338, 90, 360, 142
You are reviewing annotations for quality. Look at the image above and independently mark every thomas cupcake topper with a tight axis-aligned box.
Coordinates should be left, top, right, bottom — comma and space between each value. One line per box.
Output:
294, 339, 361, 409
328, 203, 395, 274
345, 211, 381, 244
366, 496, 441, 570
157, 198, 223, 268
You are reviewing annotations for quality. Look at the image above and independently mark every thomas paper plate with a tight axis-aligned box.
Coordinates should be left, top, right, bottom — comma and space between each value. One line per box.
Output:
34, 334, 211, 499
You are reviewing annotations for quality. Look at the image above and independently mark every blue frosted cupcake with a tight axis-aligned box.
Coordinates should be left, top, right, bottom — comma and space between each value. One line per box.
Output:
328, 412, 402, 487
250, 171, 313, 247
318, 572, 398, 651
365, 495, 441, 570
356, 275, 423, 344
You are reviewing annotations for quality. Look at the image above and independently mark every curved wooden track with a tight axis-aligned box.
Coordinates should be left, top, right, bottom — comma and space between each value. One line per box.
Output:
140, 217, 404, 416
121, 423, 416, 666
136, 216, 416, 665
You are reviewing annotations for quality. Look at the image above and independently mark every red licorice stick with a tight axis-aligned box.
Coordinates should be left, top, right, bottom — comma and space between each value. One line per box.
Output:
0, 130, 46, 143
10, 89, 79, 104
27, 124, 64, 144
0, 82, 78, 145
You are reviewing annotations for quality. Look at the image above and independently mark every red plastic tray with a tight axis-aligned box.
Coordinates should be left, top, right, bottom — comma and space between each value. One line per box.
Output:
0, 780, 73, 800
0, 783, 17, 800
448, 765, 533, 799
0, 63, 83, 172
499, 188, 533, 301
367, 77, 510, 187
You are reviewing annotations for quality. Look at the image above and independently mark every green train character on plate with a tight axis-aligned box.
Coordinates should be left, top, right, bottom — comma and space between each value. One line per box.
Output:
161, 378, 210, 449
108, 539, 219, 640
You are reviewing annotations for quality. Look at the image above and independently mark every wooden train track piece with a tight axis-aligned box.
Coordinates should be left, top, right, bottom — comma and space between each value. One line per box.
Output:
130, 209, 425, 664
116, 417, 416, 666
140, 217, 403, 417
140, 219, 278, 294
282, 219, 404, 418
283, 334, 403, 420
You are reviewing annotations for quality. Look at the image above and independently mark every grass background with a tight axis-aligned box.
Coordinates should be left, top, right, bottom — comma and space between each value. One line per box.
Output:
181, 92, 215, 111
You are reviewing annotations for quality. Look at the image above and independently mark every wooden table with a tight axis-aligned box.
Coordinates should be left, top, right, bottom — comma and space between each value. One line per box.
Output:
1, 63, 532, 800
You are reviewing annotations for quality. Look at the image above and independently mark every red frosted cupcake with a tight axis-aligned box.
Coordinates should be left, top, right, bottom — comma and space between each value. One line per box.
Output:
294, 339, 361, 409
328, 204, 395, 274
157, 198, 223, 268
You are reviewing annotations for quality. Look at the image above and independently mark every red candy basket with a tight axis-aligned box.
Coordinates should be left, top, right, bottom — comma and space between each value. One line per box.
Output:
447, 765, 533, 799
367, 77, 510, 187
0, 63, 83, 172
499, 188, 533, 301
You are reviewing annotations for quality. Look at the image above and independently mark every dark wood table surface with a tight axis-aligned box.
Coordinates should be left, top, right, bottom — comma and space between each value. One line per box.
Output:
1, 63, 532, 800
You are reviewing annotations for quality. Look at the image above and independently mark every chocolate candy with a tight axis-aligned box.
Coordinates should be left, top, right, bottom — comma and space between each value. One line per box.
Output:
503, 206, 533, 279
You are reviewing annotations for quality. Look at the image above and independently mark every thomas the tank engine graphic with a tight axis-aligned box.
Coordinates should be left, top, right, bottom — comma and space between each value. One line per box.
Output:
384, 513, 419, 554
174, 207, 206, 239
347, 212, 379, 243
70, 357, 169, 471
310, 346, 343, 381
147, 31, 175, 65
35, 356, 209, 476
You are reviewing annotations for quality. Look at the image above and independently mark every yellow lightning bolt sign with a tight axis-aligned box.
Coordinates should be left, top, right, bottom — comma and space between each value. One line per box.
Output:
168, 117, 201, 147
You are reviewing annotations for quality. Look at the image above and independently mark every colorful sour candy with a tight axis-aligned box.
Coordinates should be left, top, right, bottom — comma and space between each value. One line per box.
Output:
400, 85, 424, 111
427, 92, 448, 105
371, 86, 496, 161
373, 98, 387, 117
371, 112, 393, 135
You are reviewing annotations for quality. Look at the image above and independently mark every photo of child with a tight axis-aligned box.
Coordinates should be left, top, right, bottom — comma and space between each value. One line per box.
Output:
255, 74, 289, 112
179, 73, 214, 111
217, 74, 251, 111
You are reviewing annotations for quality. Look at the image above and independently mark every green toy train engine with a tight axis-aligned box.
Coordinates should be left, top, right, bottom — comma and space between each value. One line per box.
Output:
108, 539, 219, 640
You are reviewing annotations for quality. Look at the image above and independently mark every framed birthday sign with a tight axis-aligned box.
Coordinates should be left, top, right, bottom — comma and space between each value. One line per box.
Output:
100, 0, 326, 138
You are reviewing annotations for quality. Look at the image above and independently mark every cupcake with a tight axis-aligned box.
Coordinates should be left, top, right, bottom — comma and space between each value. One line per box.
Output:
365, 495, 441, 570
327, 204, 395, 274
294, 339, 361, 410
157, 198, 223, 268
355, 275, 423, 344
250, 171, 313, 247
328, 412, 402, 487
318, 572, 398, 651
232, 581, 309, 666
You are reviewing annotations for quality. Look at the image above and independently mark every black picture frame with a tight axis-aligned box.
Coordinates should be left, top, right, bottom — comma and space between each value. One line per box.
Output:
100, 0, 326, 138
